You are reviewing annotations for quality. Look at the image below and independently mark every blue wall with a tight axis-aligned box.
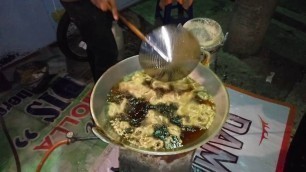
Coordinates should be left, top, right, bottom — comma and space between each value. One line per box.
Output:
0, 0, 59, 62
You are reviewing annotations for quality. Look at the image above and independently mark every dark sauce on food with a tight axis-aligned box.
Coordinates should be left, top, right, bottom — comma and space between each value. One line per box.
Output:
181, 127, 206, 145
107, 77, 213, 149
107, 86, 150, 127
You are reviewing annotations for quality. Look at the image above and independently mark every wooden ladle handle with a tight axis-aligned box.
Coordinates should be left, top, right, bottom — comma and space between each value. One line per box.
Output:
118, 15, 147, 41
107, 2, 146, 41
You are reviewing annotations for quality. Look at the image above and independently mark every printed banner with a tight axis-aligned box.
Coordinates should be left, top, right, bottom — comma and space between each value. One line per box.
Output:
192, 86, 295, 172
0, 78, 294, 171
0, 74, 109, 172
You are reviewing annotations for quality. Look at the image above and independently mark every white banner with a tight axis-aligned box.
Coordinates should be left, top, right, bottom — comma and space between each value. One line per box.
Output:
192, 86, 295, 172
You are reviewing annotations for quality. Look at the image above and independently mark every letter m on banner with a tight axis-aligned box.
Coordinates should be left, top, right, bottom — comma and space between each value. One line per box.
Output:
192, 143, 238, 172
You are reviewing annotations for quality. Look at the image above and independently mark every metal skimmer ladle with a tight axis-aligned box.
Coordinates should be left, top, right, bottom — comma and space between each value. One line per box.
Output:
119, 14, 201, 82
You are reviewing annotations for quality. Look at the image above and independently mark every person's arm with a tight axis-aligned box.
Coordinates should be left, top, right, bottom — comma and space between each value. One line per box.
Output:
90, 0, 118, 20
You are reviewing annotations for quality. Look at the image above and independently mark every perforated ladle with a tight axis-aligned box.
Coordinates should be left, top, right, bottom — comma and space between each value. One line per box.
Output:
119, 14, 201, 82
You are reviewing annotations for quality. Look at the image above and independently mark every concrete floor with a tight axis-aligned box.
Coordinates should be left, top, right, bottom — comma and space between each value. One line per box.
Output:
1, 0, 305, 135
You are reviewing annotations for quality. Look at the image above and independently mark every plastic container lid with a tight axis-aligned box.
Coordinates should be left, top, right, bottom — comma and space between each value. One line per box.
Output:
183, 18, 224, 51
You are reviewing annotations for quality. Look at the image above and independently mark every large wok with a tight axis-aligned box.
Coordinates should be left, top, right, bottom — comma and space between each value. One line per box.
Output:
90, 55, 229, 155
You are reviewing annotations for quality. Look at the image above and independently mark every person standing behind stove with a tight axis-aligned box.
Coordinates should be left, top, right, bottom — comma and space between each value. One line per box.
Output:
60, 0, 119, 82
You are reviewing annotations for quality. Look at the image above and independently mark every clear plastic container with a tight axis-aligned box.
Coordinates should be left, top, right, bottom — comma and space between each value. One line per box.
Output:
183, 18, 225, 66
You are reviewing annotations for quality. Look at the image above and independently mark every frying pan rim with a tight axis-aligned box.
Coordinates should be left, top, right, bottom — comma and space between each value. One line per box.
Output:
90, 55, 230, 155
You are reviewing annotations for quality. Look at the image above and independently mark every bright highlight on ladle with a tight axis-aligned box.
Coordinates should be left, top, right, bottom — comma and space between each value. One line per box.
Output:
115, 8, 201, 82
105, 2, 201, 82
161, 26, 172, 63
139, 25, 201, 82
144, 33, 170, 65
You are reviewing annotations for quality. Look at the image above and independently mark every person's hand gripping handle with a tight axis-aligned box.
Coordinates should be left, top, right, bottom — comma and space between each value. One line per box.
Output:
91, 0, 146, 41
90, 0, 119, 20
